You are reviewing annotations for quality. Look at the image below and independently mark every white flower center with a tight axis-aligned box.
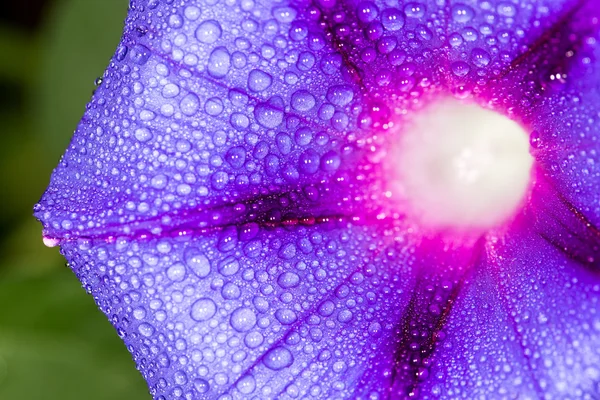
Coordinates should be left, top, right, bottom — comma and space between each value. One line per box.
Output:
393, 98, 534, 231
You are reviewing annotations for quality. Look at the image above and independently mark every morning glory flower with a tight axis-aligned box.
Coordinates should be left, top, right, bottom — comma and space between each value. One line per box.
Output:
35, 0, 600, 399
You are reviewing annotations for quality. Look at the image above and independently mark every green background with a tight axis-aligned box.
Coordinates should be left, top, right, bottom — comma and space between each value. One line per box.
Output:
0, 0, 148, 398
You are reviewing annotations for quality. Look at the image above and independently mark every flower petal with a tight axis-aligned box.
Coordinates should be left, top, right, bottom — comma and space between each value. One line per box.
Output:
483, 1, 600, 225
35, 0, 366, 240
61, 221, 424, 398
416, 189, 600, 398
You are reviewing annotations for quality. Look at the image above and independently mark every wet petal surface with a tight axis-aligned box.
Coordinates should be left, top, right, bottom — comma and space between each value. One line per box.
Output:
36, 0, 600, 399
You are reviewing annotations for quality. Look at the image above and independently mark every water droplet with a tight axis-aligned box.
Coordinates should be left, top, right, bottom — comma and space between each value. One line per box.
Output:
236, 374, 256, 394
135, 128, 153, 142
471, 48, 491, 67
207, 47, 231, 78
273, 6, 297, 23
195, 20, 222, 44
167, 263, 186, 281
221, 282, 241, 299
244, 331, 264, 348
254, 103, 283, 128
204, 97, 224, 116
326, 85, 354, 106
138, 322, 155, 337
179, 93, 199, 115
356, 2, 378, 23
263, 347, 294, 370
130, 44, 150, 65
290, 90, 316, 111
190, 298, 216, 321
162, 83, 180, 98
225, 146, 246, 168
184, 248, 211, 278
321, 150, 341, 172
381, 8, 404, 31
451, 61, 470, 77
275, 308, 298, 324
230, 307, 257, 332
218, 256, 240, 276
299, 149, 320, 174
451, 4, 475, 23
193, 378, 210, 394
247, 69, 272, 92
42, 236, 60, 247
404, 2, 425, 18
497, 2, 517, 17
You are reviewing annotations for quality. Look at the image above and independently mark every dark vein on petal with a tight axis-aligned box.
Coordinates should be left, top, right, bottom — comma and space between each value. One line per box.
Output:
491, 0, 588, 83
387, 237, 485, 399
532, 172, 600, 273
221, 235, 403, 398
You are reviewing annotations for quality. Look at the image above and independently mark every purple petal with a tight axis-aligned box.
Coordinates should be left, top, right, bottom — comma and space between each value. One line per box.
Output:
415, 185, 600, 398
35, 0, 366, 240
484, 1, 600, 224
61, 222, 423, 398
35, 0, 600, 398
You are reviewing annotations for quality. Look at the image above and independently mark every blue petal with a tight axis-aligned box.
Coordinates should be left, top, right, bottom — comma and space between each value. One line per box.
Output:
35, 0, 600, 399
61, 222, 422, 398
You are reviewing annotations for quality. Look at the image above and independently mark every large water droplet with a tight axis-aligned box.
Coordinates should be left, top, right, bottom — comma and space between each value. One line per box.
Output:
207, 47, 231, 78
230, 307, 257, 332
451, 4, 475, 23
195, 20, 222, 44
167, 263, 187, 281
179, 93, 199, 115
190, 298, 217, 321
254, 103, 284, 128
247, 69, 273, 92
263, 347, 294, 370
381, 8, 404, 31
290, 90, 316, 111
184, 248, 211, 278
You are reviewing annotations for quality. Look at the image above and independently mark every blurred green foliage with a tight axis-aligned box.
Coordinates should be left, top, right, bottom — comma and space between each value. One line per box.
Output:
0, 0, 148, 398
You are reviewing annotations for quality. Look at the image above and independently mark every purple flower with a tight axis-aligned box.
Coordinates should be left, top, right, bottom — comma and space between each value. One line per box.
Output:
35, 0, 600, 399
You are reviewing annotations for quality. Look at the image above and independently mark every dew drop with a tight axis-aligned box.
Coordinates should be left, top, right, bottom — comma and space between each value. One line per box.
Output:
138, 322, 155, 337
263, 347, 294, 370
162, 83, 180, 98
43, 236, 60, 247
247, 69, 273, 92
179, 93, 199, 115
471, 48, 491, 67
130, 44, 150, 65
326, 85, 354, 106
190, 298, 217, 321
275, 308, 298, 325
230, 307, 257, 332
291, 90, 316, 111
381, 8, 404, 31
135, 128, 153, 142
273, 6, 297, 23
254, 103, 284, 128
277, 272, 300, 288
184, 248, 211, 278
451, 4, 475, 23
207, 47, 231, 78
193, 378, 210, 394
195, 20, 222, 44
356, 1, 378, 23
236, 374, 256, 394
404, 2, 425, 18
167, 263, 186, 281
451, 61, 470, 77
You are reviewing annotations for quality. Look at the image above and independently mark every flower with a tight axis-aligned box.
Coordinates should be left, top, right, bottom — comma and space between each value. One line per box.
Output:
35, 0, 600, 399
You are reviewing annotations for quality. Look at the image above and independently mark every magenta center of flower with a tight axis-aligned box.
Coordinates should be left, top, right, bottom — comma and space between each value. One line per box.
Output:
388, 98, 534, 233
